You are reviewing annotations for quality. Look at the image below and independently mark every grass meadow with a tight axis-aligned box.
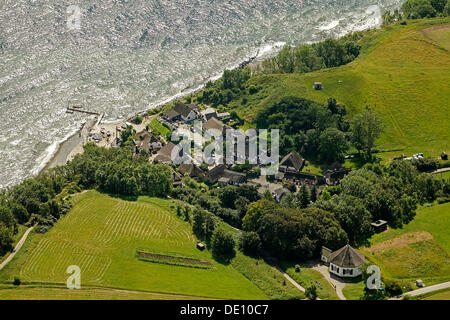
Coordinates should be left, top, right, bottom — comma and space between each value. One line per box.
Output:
0, 190, 267, 299
230, 19, 450, 161
362, 202, 450, 284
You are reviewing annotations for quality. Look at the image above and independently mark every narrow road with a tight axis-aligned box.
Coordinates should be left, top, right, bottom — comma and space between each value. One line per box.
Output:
0, 226, 35, 271
430, 167, 450, 174
390, 281, 450, 300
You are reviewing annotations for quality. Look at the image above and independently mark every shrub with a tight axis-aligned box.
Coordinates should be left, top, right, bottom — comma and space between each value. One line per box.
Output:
211, 229, 235, 260
305, 284, 318, 300
13, 276, 21, 286
295, 264, 301, 273
132, 115, 143, 124
239, 231, 262, 257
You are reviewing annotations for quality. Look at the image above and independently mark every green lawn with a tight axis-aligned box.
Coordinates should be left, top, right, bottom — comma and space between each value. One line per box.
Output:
150, 117, 171, 138
422, 288, 450, 300
0, 284, 209, 300
361, 202, 450, 283
0, 190, 266, 300
231, 254, 304, 300
279, 262, 340, 300
229, 18, 450, 161
342, 280, 366, 300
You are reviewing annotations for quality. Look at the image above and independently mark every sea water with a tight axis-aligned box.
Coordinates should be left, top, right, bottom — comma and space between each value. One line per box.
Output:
0, 0, 403, 188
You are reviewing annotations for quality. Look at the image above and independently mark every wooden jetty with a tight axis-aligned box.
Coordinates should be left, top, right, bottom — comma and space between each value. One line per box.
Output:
66, 105, 101, 116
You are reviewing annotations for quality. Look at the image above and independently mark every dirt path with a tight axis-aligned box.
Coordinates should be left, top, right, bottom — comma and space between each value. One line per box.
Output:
0, 226, 34, 271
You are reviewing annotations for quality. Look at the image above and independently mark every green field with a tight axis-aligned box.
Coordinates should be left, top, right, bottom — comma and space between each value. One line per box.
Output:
150, 117, 171, 138
0, 191, 267, 299
362, 202, 450, 283
280, 263, 340, 300
232, 19, 450, 161
0, 284, 209, 300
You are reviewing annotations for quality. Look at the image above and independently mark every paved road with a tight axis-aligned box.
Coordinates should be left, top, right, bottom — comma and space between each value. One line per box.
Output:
0, 226, 35, 271
431, 167, 450, 174
390, 281, 450, 300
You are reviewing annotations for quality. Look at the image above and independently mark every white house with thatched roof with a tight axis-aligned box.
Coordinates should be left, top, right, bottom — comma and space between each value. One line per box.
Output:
321, 244, 365, 278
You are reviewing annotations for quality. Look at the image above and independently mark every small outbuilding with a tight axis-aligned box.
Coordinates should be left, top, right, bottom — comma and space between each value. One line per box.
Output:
371, 220, 388, 233
441, 152, 448, 160
197, 242, 206, 250
314, 82, 323, 90
416, 279, 424, 288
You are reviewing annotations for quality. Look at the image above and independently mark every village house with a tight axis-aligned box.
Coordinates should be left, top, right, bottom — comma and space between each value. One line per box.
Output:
279, 151, 305, 173
203, 117, 228, 136
162, 101, 198, 123
178, 163, 205, 179
371, 219, 388, 233
205, 164, 247, 186
325, 161, 351, 186
273, 187, 291, 203
134, 130, 162, 154
201, 108, 218, 121
321, 245, 365, 278
154, 142, 182, 164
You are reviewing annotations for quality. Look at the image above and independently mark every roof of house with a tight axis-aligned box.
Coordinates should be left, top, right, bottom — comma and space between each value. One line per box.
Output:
280, 151, 305, 171
163, 109, 180, 120
178, 163, 204, 178
321, 246, 332, 260
203, 117, 225, 134
155, 142, 178, 163
273, 187, 291, 198
329, 244, 365, 268
205, 164, 227, 183
174, 102, 197, 118
201, 108, 217, 116
328, 161, 343, 172
371, 220, 388, 227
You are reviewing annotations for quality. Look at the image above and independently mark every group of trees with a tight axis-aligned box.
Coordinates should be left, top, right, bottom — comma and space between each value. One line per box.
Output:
172, 178, 261, 229
261, 33, 363, 74
198, 67, 251, 107
313, 161, 450, 244
0, 143, 173, 255
241, 199, 348, 261
401, 0, 450, 19
256, 96, 350, 162
256, 96, 385, 163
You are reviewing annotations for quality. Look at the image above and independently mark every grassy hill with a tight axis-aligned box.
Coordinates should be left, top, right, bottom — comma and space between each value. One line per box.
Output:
363, 202, 450, 284
0, 191, 272, 299
231, 18, 450, 161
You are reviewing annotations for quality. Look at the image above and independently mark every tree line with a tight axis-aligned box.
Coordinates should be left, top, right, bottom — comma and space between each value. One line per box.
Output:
0, 143, 173, 256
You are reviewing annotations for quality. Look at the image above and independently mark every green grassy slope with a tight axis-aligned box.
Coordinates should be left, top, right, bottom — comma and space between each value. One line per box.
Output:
362, 202, 450, 282
0, 191, 266, 299
233, 18, 450, 161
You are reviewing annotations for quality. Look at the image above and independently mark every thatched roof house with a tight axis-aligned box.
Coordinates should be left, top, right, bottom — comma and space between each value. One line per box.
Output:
279, 151, 305, 173
322, 245, 365, 278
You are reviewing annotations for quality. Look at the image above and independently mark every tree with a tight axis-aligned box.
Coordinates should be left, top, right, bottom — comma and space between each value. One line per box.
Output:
310, 185, 318, 203
0, 223, 13, 256
211, 229, 235, 260
402, 0, 437, 18
351, 107, 384, 159
305, 284, 318, 300
297, 184, 310, 209
319, 128, 348, 162
242, 199, 278, 231
239, 231, 262, 257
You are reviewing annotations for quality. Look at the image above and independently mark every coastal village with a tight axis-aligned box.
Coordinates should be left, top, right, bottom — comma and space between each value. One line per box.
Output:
83, 100, 354, 203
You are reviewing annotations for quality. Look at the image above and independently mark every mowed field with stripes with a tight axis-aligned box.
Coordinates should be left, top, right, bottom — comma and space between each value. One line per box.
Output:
0, 190, 266, 299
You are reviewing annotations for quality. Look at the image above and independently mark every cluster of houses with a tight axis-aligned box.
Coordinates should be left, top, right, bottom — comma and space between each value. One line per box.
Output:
271, 151, 351, 203
131, 101, 353, 203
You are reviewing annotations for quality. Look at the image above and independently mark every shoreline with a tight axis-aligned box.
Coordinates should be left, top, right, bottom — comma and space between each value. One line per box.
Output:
37, 46, 272, 176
